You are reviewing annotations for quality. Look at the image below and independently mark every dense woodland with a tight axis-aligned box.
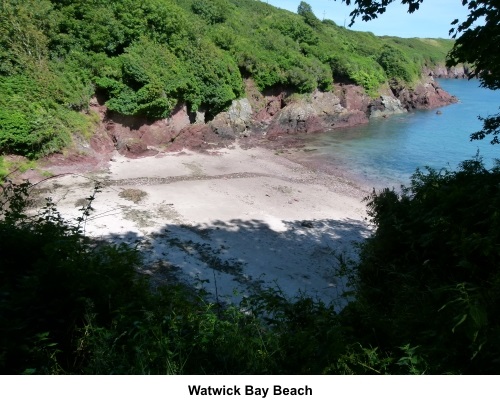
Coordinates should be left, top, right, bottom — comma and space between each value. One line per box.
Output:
1, 0, 500, 374
0, 0, 453, 162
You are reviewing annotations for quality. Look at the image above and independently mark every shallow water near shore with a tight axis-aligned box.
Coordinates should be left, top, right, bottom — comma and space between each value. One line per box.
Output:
290, 79, 500, 190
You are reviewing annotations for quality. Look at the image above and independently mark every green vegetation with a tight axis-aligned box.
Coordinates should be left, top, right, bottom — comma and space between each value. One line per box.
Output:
0, 180, 349, 374
2, 0, 498, 375
0, 0, 454, 158
2, 157, 499, 374
344, 157, 500, 374
1, 0, 498, 376
339, 0, 500, 143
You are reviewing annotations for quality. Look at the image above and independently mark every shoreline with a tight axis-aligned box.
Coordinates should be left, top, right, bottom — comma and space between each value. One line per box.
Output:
30, 143, 372, 305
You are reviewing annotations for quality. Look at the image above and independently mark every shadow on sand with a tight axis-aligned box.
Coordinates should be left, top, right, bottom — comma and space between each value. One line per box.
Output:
98, 216, 371, 309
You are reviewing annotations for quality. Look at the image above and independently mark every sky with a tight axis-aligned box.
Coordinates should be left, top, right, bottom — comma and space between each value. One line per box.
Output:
263, 0, 470, 38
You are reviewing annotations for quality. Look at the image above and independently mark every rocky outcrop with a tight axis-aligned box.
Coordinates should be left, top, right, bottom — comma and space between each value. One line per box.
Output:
390, 78, 458, 110
426, 64, 470, 79
209, 98, 253, 140
335, 84, 371, 113
266, 103, 317, 136
167, 124, 235, 152
84, 76, 458, 158
89, 101, 193, 158
369, 95, 406, 118
251, 88, 289, 124
266, 90, 368, 137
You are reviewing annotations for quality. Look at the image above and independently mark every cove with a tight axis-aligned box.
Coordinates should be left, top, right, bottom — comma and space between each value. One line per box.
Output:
289, 79, 500, 189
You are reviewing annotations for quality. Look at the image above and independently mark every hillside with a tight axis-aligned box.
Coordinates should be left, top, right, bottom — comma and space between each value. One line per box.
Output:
0, 0, 457, 161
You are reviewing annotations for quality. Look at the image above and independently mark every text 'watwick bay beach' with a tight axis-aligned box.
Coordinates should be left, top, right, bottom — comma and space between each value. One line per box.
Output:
188, 385, 313, 398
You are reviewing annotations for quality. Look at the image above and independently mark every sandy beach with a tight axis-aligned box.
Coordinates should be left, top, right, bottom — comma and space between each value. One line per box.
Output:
32, 145, 372, 306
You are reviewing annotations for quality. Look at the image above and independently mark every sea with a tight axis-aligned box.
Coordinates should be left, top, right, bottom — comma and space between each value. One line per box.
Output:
290, 78, 500, 190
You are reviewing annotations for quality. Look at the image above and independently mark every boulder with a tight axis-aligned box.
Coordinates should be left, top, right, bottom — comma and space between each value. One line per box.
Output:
335, 84, 371, 113
266, 103, 317, 137
370, 95, 406, 118
168, 124, 235, 152
210, 98, 253, 137
227, 98, 253, 130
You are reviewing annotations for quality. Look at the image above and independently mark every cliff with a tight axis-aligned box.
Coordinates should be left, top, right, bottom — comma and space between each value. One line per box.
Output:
72, 75, 457, 160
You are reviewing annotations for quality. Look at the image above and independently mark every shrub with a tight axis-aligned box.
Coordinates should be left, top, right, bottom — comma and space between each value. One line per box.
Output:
329, 54, 386, 95
0, 181, 144, 373
344, 157, 500, 374
191, 0, 229, 25
377, 44, 417, 83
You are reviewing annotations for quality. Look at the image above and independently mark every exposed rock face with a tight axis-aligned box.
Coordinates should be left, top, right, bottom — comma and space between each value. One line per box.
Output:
209, 98, 253, 139
228, 98, 253, 130
88, 97, 115, 155
167, 124, 235, 152
266, 103, 317, 136
93, 102, 192, 158
193, 110, 205, 124
391, 78, 458, 110
370, 95, 406, 118
335, 84, 371, 113
266, 90, 368, 137
85, 76, 458, 157
426, 65, 470, 79
167, 104, 192, 133
252, 91, 288, 124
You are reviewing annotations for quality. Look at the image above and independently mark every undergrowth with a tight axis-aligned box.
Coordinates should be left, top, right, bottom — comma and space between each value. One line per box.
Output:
2, 156, 499, 374
0, 178, 416, 375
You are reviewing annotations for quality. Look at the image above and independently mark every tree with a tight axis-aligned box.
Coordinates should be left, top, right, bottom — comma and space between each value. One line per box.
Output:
191, 0, 229, 25
298, 1, 314, 15
377, 44, 415, 83
298, 1, 322, 29
336, 0, 500, 144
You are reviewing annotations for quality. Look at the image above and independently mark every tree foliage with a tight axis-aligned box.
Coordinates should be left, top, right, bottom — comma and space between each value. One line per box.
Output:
448, 1, 500, 144
377, 44, 416, 83
0, 0, 454, 158
343, 157, 500, 373
297, 1, 322, 29
0, 181, 362, 374
191, 0, 230, 24
3, 159, 500, 374
340, 0, 425, 24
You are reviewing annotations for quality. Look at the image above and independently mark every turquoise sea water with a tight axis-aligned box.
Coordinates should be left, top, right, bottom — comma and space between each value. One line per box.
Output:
292, 79, 500, 189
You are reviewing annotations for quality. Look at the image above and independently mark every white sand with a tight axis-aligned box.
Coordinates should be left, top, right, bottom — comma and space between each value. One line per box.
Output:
35, 145, 372, 307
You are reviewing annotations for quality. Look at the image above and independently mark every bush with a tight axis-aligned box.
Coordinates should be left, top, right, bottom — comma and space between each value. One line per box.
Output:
0, 181, 146, 373
377, 44, 417, 83
297, 1, 321, 30
272, 15, 319, 46
344, 157, 500, 374
329, 54, 386, 95
0, 0, 454, 158
191, 0, 229, 25
93, 37, 189, 118
4, 158, 497, 374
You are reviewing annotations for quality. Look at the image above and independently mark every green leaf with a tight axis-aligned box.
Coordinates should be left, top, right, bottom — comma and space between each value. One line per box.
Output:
452, 314, 467, 333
